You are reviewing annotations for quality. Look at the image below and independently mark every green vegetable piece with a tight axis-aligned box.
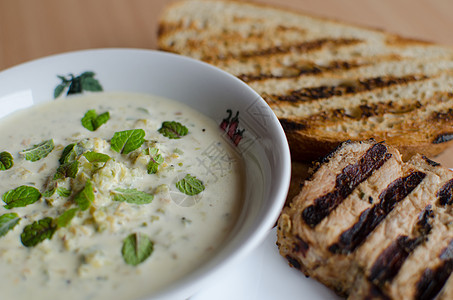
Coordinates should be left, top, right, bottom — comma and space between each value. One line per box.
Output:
2, 186, 41, 209
55, 208, 78, 228
21, 139, 54, 162
59, 143, 84, 164
0, 213, 20, 237
0, 151, 13, 170
42, 187, 56, 198
20, 217, 56, 247
147, 148, 164, 174
56, 187, 71, 197
74, 180, 94, 211
54, 161, 79, 180
176, 174, 205, 196
158, 121, 188, 139
54, 71, 103, 98
112, 188, 153, 204
83, 151, 110, 163
111, 129, 145, 154
122, 232, 154, 266
81, 109, 110, 131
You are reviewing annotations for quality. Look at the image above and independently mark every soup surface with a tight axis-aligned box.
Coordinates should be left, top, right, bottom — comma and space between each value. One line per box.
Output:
0, 92, 244, 300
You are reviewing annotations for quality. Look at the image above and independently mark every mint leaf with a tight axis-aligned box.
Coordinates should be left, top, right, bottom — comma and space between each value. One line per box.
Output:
74, 180, 94, 211
0, 213, 20, 237
81, 109, 110, 131
83, 151, 110, 163
147, 148, 164, 174
122, 233, 154, 266
21, 139, 54, 162
54, 161, 79, 180
158, 121, 188, 139
2, 186, 41, 209
59, 143, 84, 164
42, 187, 56, 198
55, 208, 78, 228
56, 187, 71, 197
0, 151, 13, 170
20, 217, 56, 247
112, 188, 153, 204
111, 129, 145, 154
176, 174, 205, 196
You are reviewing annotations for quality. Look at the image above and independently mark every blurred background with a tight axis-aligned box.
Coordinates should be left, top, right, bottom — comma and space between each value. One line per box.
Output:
1, 0, 453, 71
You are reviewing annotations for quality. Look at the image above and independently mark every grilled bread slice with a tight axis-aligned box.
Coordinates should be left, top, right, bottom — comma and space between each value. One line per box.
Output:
158, 0, 453, 161
277, 139, 453, 299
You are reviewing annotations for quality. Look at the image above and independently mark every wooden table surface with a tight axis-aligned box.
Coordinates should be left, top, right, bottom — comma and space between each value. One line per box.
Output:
1, 0, 453, 71
1, 0, 453, 165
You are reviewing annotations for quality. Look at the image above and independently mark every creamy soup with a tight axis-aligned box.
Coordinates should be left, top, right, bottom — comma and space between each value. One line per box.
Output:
0, 92, 245, 300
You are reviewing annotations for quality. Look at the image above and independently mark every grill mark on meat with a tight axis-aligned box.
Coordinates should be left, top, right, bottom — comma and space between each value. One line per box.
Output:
237, 60, 363, 83
368, 206, 434, 287
285, 255, 302, 270
437, 179, 453, 206
268, 75, 427, 104
364, 285, 392, 300
422, 155, 440, 167
415, 239, 453, 300
293, 235, 310, 257
432, 132, 453, 144
302, 143, 391, 227
329, 171, 426, 254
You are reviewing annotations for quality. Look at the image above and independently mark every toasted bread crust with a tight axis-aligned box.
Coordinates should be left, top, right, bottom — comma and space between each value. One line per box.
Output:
158, 0, 453, 162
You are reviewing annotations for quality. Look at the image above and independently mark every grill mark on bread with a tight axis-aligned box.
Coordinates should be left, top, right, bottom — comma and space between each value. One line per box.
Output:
267, 75, 427, 104
328, 171, 426, 254
437, 179, 453, 206
276, 90, 452, 136
237, 60, 364, 83
415, 239, 453, 300
433, 133, 453, 144
206, 38, 362, 62
301, 143, 391, 227
368, 206, 434, 287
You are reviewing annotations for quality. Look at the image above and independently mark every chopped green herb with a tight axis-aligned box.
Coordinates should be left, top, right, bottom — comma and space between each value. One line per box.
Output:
74, 180, 94, 211
20, 217, 56, 247
55, 208, 78, 228
111, 129, 145, 154
158, 121, 188, 139
176, 174, 205, 196
56, 187, 71, 197
112, 188, 153, 204
0, 213, 20, 237
21, 139, 54, 162
81, 109, 110, 131
0, 151, 13, 170
147, 147, 164, 174
2, 186, 41, 209
54, 161, 79, 180
54, 71, 103, 98
83, 151, 110, 163
42, 187, 56, 198
121, 233, 154, 266
59, 143, 84, 164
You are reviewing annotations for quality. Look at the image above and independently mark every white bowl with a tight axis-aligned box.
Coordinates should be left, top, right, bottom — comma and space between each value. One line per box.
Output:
0, 49, 291, 299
